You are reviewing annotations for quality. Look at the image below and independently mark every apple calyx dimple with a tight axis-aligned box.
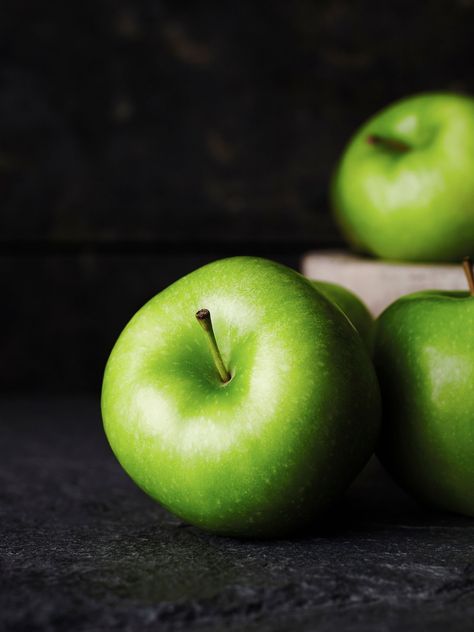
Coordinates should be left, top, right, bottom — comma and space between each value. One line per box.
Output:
366, 134, 411, 153
462, 256, 474, 296
196, 308, 231, 383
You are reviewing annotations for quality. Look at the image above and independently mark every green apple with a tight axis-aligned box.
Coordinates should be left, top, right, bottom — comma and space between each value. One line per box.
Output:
331, 92, 474, 262
310, 280, 374, 352
102, 256, 381, 537
374, 258, 474, 516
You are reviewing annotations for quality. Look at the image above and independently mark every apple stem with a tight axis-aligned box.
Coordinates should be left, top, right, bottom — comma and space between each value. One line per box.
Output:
366, 134, 411, 153
462, 257, 474, 296
196, 309, 231, 383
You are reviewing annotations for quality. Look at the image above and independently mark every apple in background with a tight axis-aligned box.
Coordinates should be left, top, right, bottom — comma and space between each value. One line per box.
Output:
331, 92, 474, 262
311, 280, 374, 352
102, 256, 381, 538
374, 257, 474, 517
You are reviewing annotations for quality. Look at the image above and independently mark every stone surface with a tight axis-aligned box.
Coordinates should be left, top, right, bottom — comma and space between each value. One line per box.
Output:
301, 251, 469, 316
1, 398, 473, 631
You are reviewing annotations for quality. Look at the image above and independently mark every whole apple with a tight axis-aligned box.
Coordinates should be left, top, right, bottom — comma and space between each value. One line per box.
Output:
310, 280, 374, 352
374, 258, 474, 516
102, 257, 381, 537
331, 92, 474, 262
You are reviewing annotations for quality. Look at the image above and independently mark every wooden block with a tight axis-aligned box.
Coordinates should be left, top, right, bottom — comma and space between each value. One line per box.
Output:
301, 251, 467, 316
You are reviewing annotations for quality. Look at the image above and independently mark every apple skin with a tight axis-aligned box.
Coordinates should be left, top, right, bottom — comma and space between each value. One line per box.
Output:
374, 290, 474, 516
310, 280, 374, 352
102, 257, 381, 538
331, 92, 474, 262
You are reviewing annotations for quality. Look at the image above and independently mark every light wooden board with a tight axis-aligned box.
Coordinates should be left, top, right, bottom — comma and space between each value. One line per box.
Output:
301, 251, 467, 316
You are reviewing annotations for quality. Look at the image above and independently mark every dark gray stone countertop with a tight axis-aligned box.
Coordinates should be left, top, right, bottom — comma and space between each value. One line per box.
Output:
1, 398, 473, 632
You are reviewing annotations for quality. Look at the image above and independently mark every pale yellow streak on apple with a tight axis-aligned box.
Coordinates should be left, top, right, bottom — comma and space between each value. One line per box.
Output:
130, 331, 291, 456
395, 114, 417, 135
425, 345, 473, 409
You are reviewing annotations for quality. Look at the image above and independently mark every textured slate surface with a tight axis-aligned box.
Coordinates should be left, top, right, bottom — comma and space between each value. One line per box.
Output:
1, 399, 473, 631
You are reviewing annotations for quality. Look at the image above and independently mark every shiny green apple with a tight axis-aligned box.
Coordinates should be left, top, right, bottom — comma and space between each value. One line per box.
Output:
102, 256, 381, 537
331, 92, 474, 262
374, 258, 474, 516
310, 280, 374, 352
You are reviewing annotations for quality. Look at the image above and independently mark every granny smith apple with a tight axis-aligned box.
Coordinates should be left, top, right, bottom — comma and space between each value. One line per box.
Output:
374, 257, 474, 516
102, 256, 381, 537
310, 280, 374, 352
331, 92, 474, 262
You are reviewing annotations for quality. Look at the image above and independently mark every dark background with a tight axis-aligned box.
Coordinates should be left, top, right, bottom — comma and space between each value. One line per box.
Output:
2, 0, 474, 393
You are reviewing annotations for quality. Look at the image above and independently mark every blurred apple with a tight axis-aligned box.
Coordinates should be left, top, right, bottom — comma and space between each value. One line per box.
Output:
331, 92, 474, 262
311, 280, 374, 352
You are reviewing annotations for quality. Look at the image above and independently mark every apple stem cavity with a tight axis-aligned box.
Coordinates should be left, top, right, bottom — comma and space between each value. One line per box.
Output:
196, 308, 231, 383
366, 134, 411, 153
462, 256, 474, 296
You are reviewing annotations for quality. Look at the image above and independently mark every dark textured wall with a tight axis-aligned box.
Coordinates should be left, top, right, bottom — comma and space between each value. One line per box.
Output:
2, 0, 474, 392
